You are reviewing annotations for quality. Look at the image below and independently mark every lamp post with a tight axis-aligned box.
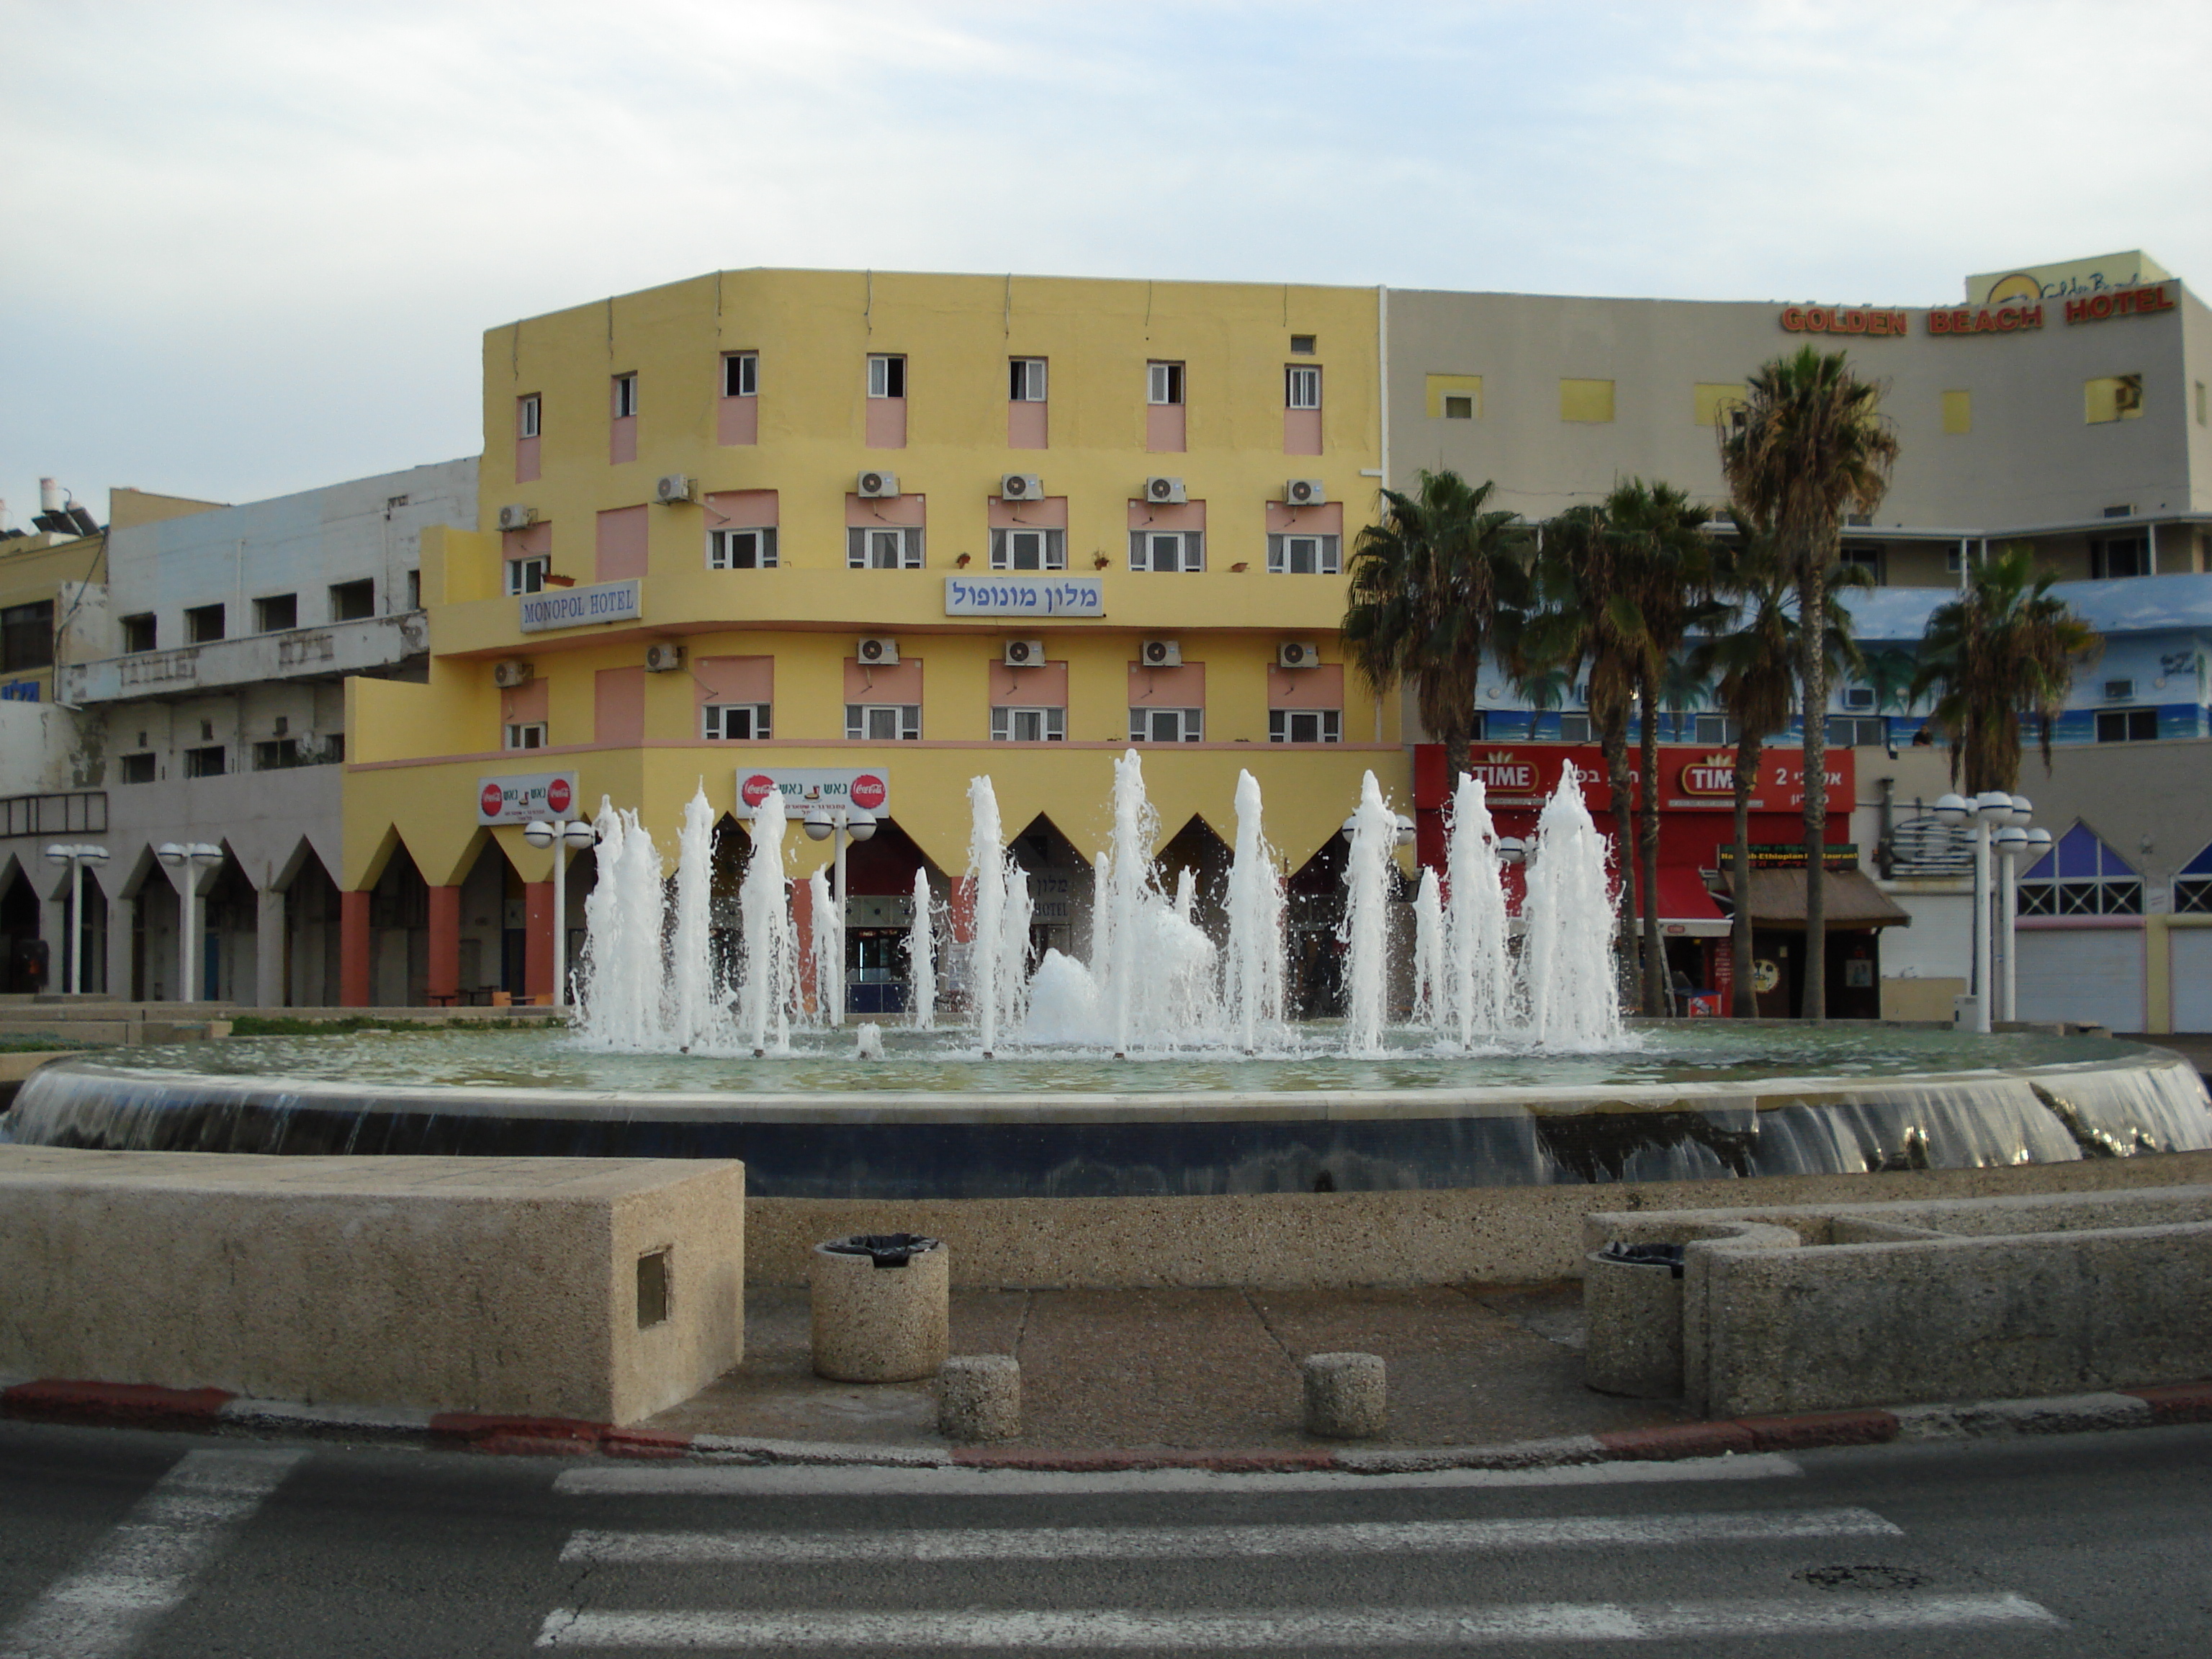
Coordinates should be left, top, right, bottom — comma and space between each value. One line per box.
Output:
1933, 791, 2026, 1034
1996, 805, 2050, 1025
42, 842, 109, 994
155, 842, 224, 1003
802, 804, 878, 1025
523, 817, 598, 1009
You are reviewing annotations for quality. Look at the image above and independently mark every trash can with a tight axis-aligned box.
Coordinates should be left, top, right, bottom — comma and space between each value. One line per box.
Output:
1583, 1240, 1686, 1398
810, 1233, 949, 1382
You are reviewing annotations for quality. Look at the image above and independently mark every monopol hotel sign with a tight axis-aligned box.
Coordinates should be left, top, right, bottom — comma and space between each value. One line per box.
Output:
944, 576, 1104, 617
518, 579, 642, 633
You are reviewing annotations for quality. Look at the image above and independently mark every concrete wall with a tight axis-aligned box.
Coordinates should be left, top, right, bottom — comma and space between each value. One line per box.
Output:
0, 1146, 745, 1426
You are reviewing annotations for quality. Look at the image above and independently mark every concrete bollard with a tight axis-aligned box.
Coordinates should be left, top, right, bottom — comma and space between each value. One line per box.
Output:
938, 1354, 1021, 1441
1583, 1244, 1684, 1398
809, 1233, 949, 1382
1302, 1352, 1386, 1439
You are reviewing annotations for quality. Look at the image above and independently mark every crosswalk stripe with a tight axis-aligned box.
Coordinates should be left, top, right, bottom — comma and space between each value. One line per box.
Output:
534, 1593, 2060, 1649
0, 1446, 305, 1659
561, 1507, 1900, 1565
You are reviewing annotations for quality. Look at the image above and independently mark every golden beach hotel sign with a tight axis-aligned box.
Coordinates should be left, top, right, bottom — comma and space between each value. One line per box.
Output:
518, 578, 642, 633
1780, 284, 2178, 340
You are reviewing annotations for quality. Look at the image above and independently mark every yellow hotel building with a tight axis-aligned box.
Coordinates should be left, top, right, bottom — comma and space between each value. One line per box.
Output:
343, 269, 1391, 1006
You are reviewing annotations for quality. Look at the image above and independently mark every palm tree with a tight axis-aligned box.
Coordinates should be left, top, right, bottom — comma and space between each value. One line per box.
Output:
1910, 546, 2100, 793
1341, 470, 1530, 787
1719, 347, 1899, 1020
1689, 527, 1865, 1017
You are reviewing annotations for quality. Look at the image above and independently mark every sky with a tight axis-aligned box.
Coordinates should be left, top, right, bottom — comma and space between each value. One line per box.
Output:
5, 0, 2211, 521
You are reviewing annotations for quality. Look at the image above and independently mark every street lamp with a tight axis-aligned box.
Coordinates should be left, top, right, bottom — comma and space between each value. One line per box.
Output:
42, 842, 109, 994
1996, 801, 2049, 1024
1933, 791, 2036, 1034
523, 817, 598, 1009
155, 842, 224, 1003
801, 804, 877, 1025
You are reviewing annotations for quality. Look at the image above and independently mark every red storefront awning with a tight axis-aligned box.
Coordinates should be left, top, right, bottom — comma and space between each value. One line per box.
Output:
1652, 866, 1729, 937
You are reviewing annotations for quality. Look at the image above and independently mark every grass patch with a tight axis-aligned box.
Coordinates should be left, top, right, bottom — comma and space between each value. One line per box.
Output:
226, 1015, 565, 1038
0, 1036, 104, 1053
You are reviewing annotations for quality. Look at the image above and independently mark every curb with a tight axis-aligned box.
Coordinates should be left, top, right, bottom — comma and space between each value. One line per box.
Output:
6, 1376, 2211, 1470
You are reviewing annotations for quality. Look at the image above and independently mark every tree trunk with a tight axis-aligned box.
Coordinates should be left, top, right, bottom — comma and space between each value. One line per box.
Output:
1637, 664, 1665, 1016
1730, 734, 1765, 1018
1799, 556, 1828, 1023
1444, 725, 1471, 802
1601, 724, 1641, 1012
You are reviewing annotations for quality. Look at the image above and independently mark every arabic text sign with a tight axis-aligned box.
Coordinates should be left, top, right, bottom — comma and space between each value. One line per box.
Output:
944, 576, 1103, 618
518, 579, 642, 634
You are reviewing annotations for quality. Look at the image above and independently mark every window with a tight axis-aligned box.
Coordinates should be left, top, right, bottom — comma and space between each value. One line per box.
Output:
1147, 361, 1184, 405
1130, 706, 1203, 742
1266, 534, 1341, 575
1, 601, 55, 671
121, 613, 156, 653
867, 355, 906, 398
845, 703, 920, 741
1426, 374, 1482, 419
1555, 713, 1593, 742
254, 593, 297, 633
990, 529, 1065, 571
1824, 715, 1884, 747
1693, 714, 1739, 744
506, 556, 549, 595
702, 703, 771, 740
613, 373, 638, 418
2085, 373, 2144, 424
2018, 824, 2141, 916
711, 529, 778, 569
505, 721, 548, 750
1285, 367, 1321, 410
1129, 530, 1202, 572
120, 752, 156, 783
253, 739, 301, 771
991, 706, 1066, 742
2095, 709, 2158, 743
184, 603, 225, 644
1942, 390, 1972, 435
406, 570, 421, 610
1010, 358, 1047, 400
1839, 544, 1884, 583
1290, 334, 1317, 355
184, 745, 225, 778
330, 580, 374, 621
847, 527, 924, 569
722, 353, 757, 397
1443, 395, 1474, 419
2173, 841, 2212, 912
1269, 709, 1341, 744
518, 395, 541, 438
2091, 536, 2149, 579
1560, 379, 1616, 423
1694, 383, 1746, 428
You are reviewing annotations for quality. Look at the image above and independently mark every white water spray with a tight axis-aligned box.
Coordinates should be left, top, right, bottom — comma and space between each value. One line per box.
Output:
737, 792, 797, 1053
1339, 770, 1400, 1056
906, 868, 936, 1030
965, 775, 1009, 1055
1444, 773, 1514, 1048
666, 786, 719, 1048
1411, 867, 1444, 1030
1220, 769, 1285, 1051
1521, 766, 1622, 1049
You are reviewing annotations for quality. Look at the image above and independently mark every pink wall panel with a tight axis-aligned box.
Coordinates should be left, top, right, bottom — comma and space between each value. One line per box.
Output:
609, 415, 637, 466
501, 679, 549, 725
1264, 501, 1344, 535
1268, 662, 1344, 710
1146, 403, 1186, 453
989, 660, 1069, 706
1283, 408, 1323, 456
502, 523, 552, 559
694, 655, 775, 706
704, 490, 779, 529
595, 667, 647, 746
1007, 400, 1048, 449
1125, 498, 1207, 532
866, 397, 907, 449
717, 395, 758, 446
516, 435, 541, 484
596, 505, 649, 580
844, 657, 924, 702
987, 495, 1069, 530
1128, 662, 1205, 706
845, 492, 927, 528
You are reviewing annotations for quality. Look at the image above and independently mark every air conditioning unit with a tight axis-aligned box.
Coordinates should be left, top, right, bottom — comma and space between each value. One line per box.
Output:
1144, 476, 1187, 505
1141, 639, 1181, 668
496, 504, 536, 532
857, 469, 900, 499
654, 473, 694, 505
1284, 478, 1326, 507
1001, 473, 1043, 502
2104, 678, 2137, 701
492, 659, 534, 689
1277, 642, 1321, 669
857, 636, 899, 666
644, 643, 685, 673
1840, 687, 1875, 711
1002, 639, 1046, 667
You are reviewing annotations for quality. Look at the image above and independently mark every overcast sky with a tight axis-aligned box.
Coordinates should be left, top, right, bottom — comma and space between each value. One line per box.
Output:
6, 0, 2211, 522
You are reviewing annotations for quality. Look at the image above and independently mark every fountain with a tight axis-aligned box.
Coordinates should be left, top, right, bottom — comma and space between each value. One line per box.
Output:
8, 753, 2210, 1201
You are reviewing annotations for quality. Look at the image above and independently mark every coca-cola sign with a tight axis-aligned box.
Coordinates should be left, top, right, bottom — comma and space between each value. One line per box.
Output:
737, 768, 894, 816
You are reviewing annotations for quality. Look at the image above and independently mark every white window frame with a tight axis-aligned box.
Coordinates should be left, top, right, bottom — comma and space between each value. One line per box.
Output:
1442, 392, 1475, 420
506, 556, 550, 595
503, 721, 548, 751
1129, 530, 1202, 572
1147, 361, 1184, 405
702, 703, 772, 740
1010, 358, 1047, 401
990, 529, 1066, 572
518, 394, 541, 438
1286, 366, 1321, 410
845, 703, 921, 741
613, 374, 638, 418
723, 352, 757, 397
1128, 706, 1203, 743
991, 706, 1066, 742
847, 526, 925, 569
867, 354, 907, 399
1266, 534, 1341, 575
710, 528, 778, 570
1269, 709, 1341, 744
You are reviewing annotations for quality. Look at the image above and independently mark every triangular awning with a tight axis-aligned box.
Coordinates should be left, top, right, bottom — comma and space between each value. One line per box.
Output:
1741, 868, 1911, 929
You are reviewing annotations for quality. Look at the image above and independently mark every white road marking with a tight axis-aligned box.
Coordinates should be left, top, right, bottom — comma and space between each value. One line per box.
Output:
535, 1593, 2060, 1648
561, 1506, 1899, 1565
553, 1453, 1802, 1498
0, 1446, 305, 1659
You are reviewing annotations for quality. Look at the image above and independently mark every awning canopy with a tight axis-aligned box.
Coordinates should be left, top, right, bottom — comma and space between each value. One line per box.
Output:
1740, 868, 1911, 930
1653, 866, 1730, 937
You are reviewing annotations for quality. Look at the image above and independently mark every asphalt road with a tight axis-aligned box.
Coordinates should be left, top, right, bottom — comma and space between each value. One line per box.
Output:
1, 1419, 2207, 1656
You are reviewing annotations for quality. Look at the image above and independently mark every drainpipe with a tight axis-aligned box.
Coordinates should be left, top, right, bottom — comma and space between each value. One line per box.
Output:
1875, 776, 1895, 878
